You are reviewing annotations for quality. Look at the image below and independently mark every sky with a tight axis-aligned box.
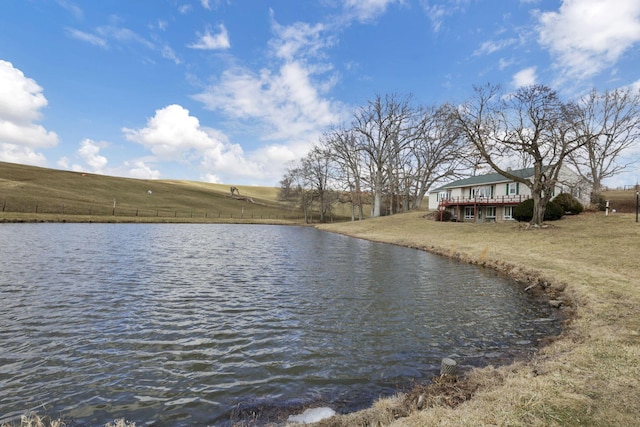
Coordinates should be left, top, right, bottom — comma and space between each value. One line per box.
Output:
1, 0, 640, 187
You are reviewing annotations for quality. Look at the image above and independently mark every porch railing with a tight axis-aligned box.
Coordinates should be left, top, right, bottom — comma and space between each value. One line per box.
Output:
438, 194, 531, 206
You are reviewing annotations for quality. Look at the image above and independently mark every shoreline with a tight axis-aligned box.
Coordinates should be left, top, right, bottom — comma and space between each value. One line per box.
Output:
313, 210, 640, 426
0, 213, 304, 225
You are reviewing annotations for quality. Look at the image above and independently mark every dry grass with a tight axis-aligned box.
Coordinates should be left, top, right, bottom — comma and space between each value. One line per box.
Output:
314, 211, 640, 427
0, 415, 134, 427
0, 161, 303, 222
0, 161, 358, 222
603, 189, 638, 213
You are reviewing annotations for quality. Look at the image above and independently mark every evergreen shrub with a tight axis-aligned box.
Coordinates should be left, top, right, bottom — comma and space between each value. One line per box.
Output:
513, 199, 564, 222
553, 193, 584, 215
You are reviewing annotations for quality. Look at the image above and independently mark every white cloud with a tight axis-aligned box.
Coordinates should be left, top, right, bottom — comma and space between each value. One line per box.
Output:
423, 3, 448, 32
538, 0, 640, 81
343, 0, 401, 23
421, 1, 469, 32
96, 25, 155, 50
57, 0, 83, 20
194, 61, 343, 141
0, 61, 48, 124
68, 24, 183, 64
161, 45, 181, 64
66, 28, 108, 48
123, 105, 224, 159
0, 143, 48, 166
188, 25, 230, 50
512, 66, 537, 87
0, 60, 58, 165
122, 104, 281, 183
57, 156, 70, 169
124, 160, 161, 179
269, 18, 333, 61
498, 57, 515, 70
75, 138, 108, 173
474, 38, 517, 56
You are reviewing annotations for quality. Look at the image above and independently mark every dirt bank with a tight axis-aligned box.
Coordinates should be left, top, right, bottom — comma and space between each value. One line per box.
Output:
310, 211, 640, 427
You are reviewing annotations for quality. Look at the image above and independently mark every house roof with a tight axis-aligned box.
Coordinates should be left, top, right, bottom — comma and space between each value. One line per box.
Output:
431, 167, 534, 193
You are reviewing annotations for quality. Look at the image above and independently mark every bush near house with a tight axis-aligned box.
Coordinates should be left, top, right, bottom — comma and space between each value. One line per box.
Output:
553, 193, 584, 215
513, 199, 564, 222
434, 210, 453, 221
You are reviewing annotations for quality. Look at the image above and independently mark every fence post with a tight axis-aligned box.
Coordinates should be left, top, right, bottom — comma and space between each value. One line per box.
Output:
62, 204, 65, 215
35, 204, 38, 214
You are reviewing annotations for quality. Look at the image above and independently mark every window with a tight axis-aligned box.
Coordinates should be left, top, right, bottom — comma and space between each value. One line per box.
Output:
507, 182, 518, 195
486, 206, 496, 218
464, 207, 475, 219
471, 185, 492, 198
438, 190, 451, 201
572, 187, 581, 198
504, 206, 514, 220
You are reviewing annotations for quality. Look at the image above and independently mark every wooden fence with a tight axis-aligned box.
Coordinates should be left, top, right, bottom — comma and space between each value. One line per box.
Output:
0, 200, 298, 220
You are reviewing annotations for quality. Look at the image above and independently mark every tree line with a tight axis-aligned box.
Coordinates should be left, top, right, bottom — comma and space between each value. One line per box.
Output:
279, 84, 640, 225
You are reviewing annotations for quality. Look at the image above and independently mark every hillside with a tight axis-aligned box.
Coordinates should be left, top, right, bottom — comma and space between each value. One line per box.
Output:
0, 162, 298, 222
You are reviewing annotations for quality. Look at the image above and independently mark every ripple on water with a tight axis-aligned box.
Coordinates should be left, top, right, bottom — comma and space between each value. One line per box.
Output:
0, 224, 561, 426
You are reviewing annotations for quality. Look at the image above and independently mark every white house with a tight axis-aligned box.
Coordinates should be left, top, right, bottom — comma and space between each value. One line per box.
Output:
428, 167, 590, 222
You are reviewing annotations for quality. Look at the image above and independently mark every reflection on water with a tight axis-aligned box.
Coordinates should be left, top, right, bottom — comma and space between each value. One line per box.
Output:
0, 224, 560, 426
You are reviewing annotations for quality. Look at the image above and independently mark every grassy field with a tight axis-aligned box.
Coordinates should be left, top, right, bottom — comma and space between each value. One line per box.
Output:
0, 161, 310, 223
316, 211, 640, 426
601, 188, 639, 213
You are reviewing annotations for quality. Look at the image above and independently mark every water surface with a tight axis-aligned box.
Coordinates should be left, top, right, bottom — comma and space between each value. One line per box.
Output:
0, 224, 560, 426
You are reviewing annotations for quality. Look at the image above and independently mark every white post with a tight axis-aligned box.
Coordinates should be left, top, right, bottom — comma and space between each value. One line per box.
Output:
605, 200, 609, 216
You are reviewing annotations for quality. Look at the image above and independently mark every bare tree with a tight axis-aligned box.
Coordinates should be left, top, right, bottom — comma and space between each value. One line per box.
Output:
352, 93, 414, 217
408, 103, 468, 209
323, 126, 366, 220
455, 84, 588, 226
280, 162, 312, 223
300, 145, 336, 223
570, 87, 640, 203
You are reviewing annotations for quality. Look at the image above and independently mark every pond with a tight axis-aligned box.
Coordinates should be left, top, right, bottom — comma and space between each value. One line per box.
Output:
0, 224, 560, 426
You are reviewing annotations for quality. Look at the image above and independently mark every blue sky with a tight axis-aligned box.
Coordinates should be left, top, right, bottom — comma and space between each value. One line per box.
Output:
1, 0, 639, 187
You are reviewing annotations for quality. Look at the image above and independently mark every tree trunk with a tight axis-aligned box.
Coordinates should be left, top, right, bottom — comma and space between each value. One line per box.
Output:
590, 181, 602, 205
373, 191, 382, 217
531, 192, 545, 226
